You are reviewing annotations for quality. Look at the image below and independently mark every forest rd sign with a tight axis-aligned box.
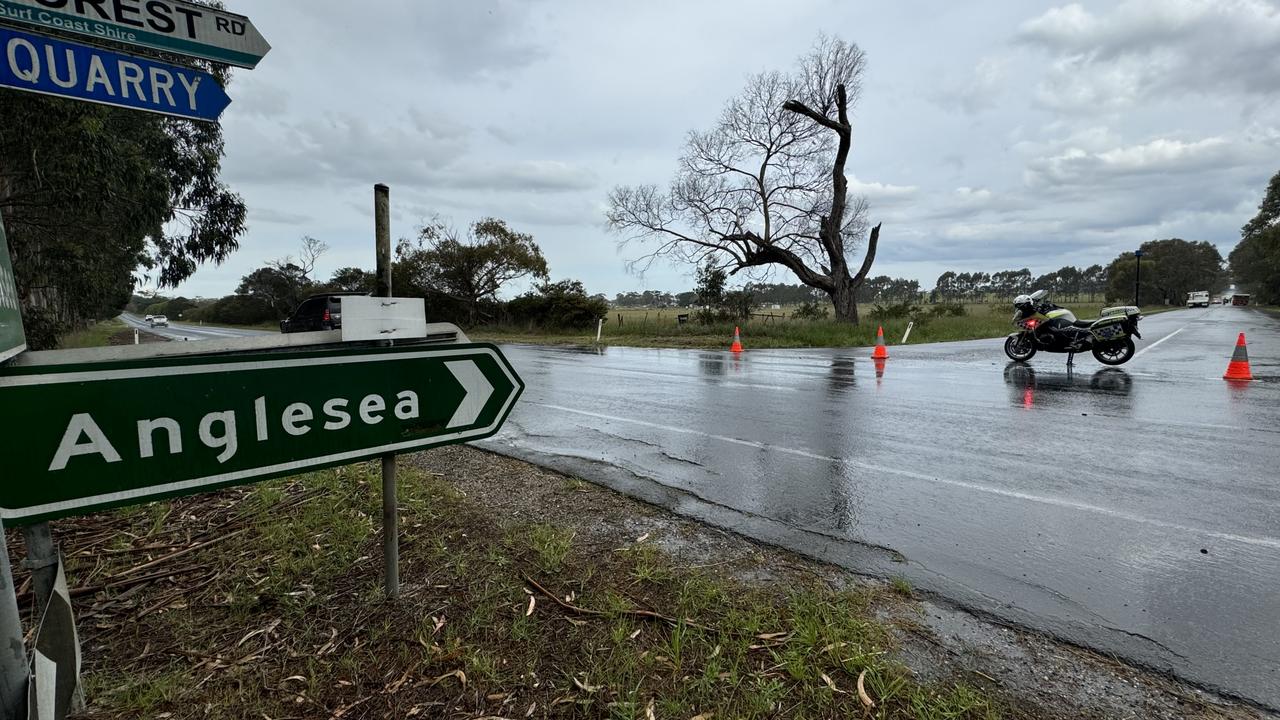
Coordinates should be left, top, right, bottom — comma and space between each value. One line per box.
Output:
0, 217, 24, 363
0, 0, 270, 68
0, 343, 523, 523
0, 25, 230, 121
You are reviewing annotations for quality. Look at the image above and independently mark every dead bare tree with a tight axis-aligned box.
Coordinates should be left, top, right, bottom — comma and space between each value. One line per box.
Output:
268, 236, 329, 283
607, 35, 881, 324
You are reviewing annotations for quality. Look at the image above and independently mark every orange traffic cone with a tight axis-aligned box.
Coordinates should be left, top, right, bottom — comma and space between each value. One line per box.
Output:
871, 326, 889, 359
730, 326, 744, 353
1223, 333, 1254, 381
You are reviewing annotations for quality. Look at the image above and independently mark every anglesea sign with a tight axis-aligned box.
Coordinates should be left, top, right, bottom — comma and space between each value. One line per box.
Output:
0, 0, 270, 68
0, 218, 24, 363
0, 24, 230, 121
0, 343, 523, 523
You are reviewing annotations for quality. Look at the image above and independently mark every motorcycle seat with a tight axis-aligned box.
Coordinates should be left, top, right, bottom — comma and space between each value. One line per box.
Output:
1071, 319, 1096, 328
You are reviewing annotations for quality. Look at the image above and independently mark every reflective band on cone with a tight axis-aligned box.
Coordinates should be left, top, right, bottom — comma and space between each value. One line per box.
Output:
1223, 332, 1254, 381
872, 326, 888, 359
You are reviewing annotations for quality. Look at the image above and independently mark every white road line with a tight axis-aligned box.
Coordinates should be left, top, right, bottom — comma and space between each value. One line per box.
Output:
1133, 327, 1184, 359
532, 401, 1280, 551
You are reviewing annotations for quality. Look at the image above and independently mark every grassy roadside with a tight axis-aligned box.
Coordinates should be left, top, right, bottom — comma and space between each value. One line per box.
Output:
474, 302, 1177, 350
13, 461, 1001, 719
56, 317, 128, 349
173, 302, 1179, 351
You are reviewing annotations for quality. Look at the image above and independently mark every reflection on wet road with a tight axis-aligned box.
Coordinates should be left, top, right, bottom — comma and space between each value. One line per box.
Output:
480, 306, 1280, 709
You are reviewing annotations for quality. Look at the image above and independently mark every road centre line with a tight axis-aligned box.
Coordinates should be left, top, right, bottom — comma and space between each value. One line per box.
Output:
532, 402, 1280, 551
1133, 327, 1184, 359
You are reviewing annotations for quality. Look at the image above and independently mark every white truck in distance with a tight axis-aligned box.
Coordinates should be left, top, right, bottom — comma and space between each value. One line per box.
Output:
1186, 291, 1210, 308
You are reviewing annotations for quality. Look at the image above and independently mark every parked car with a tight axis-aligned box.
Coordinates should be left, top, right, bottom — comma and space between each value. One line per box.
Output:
279, 293, 368, 333
149, 315, 168, 327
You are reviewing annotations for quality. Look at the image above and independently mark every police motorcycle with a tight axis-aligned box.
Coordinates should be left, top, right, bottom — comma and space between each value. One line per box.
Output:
1003, 290, 1142, 366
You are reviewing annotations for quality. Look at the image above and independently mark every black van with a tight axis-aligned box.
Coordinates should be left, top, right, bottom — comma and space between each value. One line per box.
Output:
279, 292, 368, 333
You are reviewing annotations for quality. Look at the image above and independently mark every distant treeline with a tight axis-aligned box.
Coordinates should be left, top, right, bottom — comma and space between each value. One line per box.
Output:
608, 237, 1237, 310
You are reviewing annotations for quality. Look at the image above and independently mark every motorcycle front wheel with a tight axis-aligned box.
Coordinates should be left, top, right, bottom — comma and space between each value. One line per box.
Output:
1004, 334, 1036, 361
1092, 338, 1136, 365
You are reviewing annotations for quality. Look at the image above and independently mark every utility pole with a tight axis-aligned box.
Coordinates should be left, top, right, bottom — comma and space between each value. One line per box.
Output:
374, 183, 399, 600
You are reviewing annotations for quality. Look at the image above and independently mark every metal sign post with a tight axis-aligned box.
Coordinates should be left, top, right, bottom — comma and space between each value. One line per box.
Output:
0, 0, 271, 68
0, 520, 28, 720
374, 184, 399, 599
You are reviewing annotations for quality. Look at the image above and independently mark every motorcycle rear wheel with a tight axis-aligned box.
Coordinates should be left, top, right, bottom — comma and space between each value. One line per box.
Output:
1004, 334, 1036, 361
1092, 338, 1135, 365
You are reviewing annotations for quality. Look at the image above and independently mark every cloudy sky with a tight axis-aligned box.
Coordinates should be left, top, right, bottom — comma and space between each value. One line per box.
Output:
163, 0, 1280, 299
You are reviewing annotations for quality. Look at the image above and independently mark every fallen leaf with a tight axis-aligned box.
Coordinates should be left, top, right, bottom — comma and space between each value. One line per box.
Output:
820, 672, 842, 693
526, 596, 536, 617
629, 628, 642, 640
645, 697, 656, 720
573, 676, 602, 693
431, 669, 466, 689
857, 669, 875, 709
635, 533, 651, 543
690, 713, 714, 720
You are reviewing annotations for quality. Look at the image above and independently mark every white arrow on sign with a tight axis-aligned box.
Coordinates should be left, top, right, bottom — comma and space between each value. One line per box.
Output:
445, 360, 494, 428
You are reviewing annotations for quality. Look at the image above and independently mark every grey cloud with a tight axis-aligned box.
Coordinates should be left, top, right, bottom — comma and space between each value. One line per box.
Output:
1022, 135, 1243, 188
225, 112, 470, 186
227, 114, 595, 194
451, 161, 599, 193
294, 0, 547, 82
249, 207, 313, 225
1018, 0, 1280, 111
930, 57, 1008, 114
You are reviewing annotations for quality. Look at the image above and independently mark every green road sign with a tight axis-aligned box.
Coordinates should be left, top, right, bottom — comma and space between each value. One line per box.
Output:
0, 0, 270, 69
0, 217, 24, 363
0, 343, 523, 523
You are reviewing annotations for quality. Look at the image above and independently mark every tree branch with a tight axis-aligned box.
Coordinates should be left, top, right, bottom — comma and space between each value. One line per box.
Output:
851, 223, 881, 285
781, 100, 845, 133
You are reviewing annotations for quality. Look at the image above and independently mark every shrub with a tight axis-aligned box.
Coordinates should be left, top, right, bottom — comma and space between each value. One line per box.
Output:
930, 302, 967, 317
502, 279, 607, 329
791, 300, 830, 320
869, 302, 917, 319
187, 294, 276, 325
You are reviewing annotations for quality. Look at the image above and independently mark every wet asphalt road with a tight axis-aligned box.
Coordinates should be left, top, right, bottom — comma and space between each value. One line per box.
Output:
119, 313, 276, 341
479, 306, 1280, 709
